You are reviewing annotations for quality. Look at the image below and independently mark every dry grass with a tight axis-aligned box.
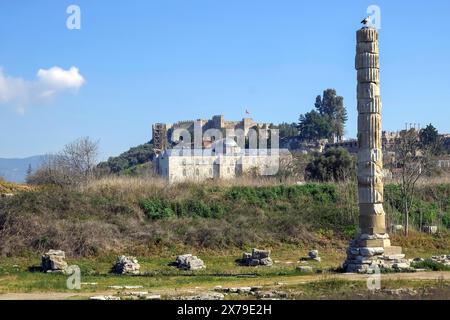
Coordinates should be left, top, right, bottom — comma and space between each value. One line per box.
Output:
385, 173, 450, 186
0, 180, 34, 194
79, 175, 303, 204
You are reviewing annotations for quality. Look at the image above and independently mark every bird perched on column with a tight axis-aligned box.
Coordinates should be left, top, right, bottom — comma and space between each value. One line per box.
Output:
361, 16, 371, 26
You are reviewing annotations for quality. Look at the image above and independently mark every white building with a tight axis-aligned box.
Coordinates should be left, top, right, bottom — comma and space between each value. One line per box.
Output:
155, 138, 290, 183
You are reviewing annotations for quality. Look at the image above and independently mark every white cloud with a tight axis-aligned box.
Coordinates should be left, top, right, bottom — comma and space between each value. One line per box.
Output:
37, 66, 85, 90
0, 66, 85, 113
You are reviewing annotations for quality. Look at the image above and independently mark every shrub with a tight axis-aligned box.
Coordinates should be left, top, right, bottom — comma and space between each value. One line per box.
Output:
305, 148, 355, 182
412, 259, 450, 271
140, 198, 175, 219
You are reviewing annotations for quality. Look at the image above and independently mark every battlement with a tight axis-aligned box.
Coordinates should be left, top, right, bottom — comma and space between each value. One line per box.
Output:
152, 114, 270, 151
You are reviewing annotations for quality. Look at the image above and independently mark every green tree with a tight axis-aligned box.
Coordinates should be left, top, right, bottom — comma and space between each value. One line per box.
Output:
420, 124, 442, 155
97, 142, 154, 174
305, 147, 355, 182
298, 110, 332, 142
277, 122, 298, 139
298, 89, 347, 142
394, 128, 435, 236
315, 89, 347, 142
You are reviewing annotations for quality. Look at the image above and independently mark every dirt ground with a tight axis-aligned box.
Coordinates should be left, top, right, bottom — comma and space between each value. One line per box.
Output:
1, 271, 449, 300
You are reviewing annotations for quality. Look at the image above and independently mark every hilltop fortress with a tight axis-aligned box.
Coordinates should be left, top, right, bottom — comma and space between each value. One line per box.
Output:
152, 115, 272, 152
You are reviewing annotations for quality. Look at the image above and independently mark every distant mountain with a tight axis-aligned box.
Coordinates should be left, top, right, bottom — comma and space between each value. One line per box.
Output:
0, 156, 46, 183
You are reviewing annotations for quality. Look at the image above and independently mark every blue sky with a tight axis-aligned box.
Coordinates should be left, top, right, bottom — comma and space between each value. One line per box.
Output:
1, 0, 449, 160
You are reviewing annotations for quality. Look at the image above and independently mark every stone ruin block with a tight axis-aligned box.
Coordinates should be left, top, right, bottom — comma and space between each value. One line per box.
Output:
41, 249, 68, 273
239, 248, 273, 267
173, 254, 206, 270
112, 255, 140, 275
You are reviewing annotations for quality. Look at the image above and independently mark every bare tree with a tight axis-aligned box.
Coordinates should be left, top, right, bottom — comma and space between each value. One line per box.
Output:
27, 137, 99, 186
394, 129, 434, 236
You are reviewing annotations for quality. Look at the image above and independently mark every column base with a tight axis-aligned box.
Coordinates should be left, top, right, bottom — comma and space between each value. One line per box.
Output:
343, 233, 410, 273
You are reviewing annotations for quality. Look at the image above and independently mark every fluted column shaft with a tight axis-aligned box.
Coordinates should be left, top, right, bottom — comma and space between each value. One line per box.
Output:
355, 27, 386, 235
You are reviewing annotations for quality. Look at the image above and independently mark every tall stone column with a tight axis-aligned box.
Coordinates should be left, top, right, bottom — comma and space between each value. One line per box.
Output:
344, 27, 408, 273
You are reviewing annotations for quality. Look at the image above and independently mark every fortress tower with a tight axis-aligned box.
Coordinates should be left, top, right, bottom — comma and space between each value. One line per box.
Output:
343, 27, 409, 273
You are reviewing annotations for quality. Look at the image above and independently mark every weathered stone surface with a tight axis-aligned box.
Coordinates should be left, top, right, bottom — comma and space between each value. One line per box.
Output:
41, 250, 68, 273
174, 254, 205, 270
112, 256, 140, 275
358, 186, 384, 204
357, 27, 378, 42
90, 295, 120, 301
357, 97, 382, 114
357, 68, 380, 83
175, 292, 224, 300
259, 258, 273, 266
356, 41, 379, 54
252, 248, 270, 260
240, 248, 273, 267
383, 246, 403, 256
358, 148, 383, 163
308, 250, 319, 259
355, 53, 380, 69
360, 247, 384, 257
359, 233, 390, 240
357, 83, 380, 99
358, 238, 391, 248
359, 215, 387, 235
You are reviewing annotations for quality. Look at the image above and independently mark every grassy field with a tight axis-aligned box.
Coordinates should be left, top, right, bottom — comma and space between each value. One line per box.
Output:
1, 177, 450, 299
1, 244, 450, 299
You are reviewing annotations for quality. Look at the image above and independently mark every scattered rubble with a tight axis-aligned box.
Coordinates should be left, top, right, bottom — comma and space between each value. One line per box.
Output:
111, 256, 140, 275
214, 286, 262, 294
41, 250, 68, 273
90, 295, 121, 301
256, 290, 289, 300
429, 255, 450, 266
239, 249, 273, 267
108, 285, 144, 290
172, 254, 206, 270
344, 233, 413, 273
174, 292, 224, 300
118, 291, 161, 300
